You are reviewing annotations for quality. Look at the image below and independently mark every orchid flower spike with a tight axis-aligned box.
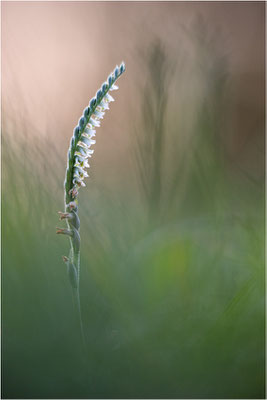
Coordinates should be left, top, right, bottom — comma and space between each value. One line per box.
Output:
56, 62, 125, 344
64, 62, 126, 204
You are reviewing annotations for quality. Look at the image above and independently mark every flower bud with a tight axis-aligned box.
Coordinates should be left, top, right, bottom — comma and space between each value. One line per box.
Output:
79, 117, 85, 129
120, 62, 125, 73
96, 89, 102, 101
74, 126, 80, 140
102, 83, 108, 93
108, 75, 113, 86
90, 98, 96, 109
114, 66, 119, 78
83, 107, 90, 118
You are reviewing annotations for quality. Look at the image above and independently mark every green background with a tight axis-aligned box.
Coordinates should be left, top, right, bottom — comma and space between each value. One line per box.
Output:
2, 3, 265, 399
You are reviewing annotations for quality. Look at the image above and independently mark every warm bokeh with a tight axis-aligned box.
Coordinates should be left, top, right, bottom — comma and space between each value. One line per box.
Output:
2, 2, 265, 399
2, 1, 264, 184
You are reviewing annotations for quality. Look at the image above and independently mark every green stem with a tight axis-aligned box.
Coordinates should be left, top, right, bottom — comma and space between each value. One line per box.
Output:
72, 286, 86, 350
73, 247, 86, 350
66, 214, 86, 350
73, 247, 80, 285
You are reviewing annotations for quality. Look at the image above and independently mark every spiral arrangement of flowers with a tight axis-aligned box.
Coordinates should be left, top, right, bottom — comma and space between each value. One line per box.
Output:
56, 63, 125, 343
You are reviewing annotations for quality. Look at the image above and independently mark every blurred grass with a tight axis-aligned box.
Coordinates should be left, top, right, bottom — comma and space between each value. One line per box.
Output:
2, 30, 265, 399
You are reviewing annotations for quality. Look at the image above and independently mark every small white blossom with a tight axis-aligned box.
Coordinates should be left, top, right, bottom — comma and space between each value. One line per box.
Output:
84, 127, 96, 137
89, 117, 100, 127
104, 93, 114, 102
98, 101, 109, 111
93, 109, 105, 119
74, 157, 90, 169
73, 176, 86, 187
110, 84, 119, 91
81, 135, 96, 147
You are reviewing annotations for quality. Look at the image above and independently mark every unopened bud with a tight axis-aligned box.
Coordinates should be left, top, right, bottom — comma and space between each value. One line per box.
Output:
83, 107, 90, 118
73, 126, 80, 140
108, 75, 113, 86
90, 98, 96, 109
96, 89, 102, 101
114, 66, 119, 78
102, 83, 108, 93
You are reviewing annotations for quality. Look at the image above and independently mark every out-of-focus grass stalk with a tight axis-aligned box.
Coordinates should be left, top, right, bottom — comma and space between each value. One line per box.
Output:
134, 41, 170, 227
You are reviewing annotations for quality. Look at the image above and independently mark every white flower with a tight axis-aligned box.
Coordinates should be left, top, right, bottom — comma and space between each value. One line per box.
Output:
104, 93, 114, 103
89, 117, 100, 127
110, 84, 119, 91
80, 135, 96, 147
98, 101, 109, 111
73, 166, 87, 177
85, 149, 94, 158
93, 109, 105, 119
73, 176, 86, 187
75, 147, 87, 157
74, 156, 90, 169
75, 147, 94, 158
66, 61, 125, 200
84, 127, 96, 137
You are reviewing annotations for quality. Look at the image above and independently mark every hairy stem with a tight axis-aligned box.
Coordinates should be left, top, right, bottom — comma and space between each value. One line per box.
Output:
66, 211, 85, 349
72, 284, 86, 350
